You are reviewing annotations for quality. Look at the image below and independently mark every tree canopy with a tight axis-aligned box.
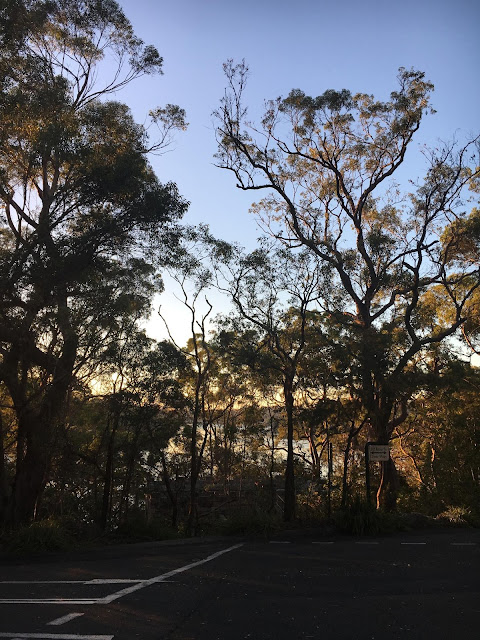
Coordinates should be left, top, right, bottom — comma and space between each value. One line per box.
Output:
215, 60, 480, 508
0, 15, 479, 537
0, 0, 187, 526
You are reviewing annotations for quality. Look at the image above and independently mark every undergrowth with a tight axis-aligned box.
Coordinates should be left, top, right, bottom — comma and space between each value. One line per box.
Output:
334, 496, 401, 536
3, 519, 73, 555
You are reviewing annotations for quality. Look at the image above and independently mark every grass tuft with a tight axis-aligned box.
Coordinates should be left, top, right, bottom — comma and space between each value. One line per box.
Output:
334, 496, 400, 536
4, 519, 73, 554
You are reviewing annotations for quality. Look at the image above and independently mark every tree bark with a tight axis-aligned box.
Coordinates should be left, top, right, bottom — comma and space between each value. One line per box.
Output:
283, 379, 296, 522
376, 457, 399, 511
160, 451, 178, 528
100, 409, 119, 532
0, 413, 10, 524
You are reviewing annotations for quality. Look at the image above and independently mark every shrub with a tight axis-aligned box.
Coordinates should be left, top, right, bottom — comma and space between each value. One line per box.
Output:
218, 507, 282, 537
5, 519, 73, 554
435, 505, 479, 527
334, 496, 399, 536
113, 517, 180, 542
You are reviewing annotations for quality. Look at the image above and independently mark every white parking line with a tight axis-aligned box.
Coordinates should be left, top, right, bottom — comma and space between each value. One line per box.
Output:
0, 582, 89, 585
401, 542, 427, 545
269, 541, 291, 544
312, 541, 335, 544
86, 579, 143, 584
0, 634, 113, 639
0, 580, 142, 585
0, 543, 243, 606
47, 613, 84, 626
0, 599, 98, 605
355, 541, 379, 545
99, 542, 243, 604
451, 542, 477, 546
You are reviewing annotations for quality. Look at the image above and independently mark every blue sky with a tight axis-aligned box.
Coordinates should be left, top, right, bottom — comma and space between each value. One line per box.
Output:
113, 0, 480, 344
118, 0, 479, 243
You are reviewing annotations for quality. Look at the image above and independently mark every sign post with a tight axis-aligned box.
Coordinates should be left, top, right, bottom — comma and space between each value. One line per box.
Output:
365, 442, 390, 505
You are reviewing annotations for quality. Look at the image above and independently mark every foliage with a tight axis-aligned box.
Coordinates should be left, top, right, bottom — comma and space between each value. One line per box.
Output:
215, 60, 480, 511
0, 0, 187, 527
393, 361, 480, 517
112, 514, 180, 542
1, 15, 479, 539
216, 505, 282, 537
334, 496, 400, 536
3, 518, 73, 554
435, 506, 475, 527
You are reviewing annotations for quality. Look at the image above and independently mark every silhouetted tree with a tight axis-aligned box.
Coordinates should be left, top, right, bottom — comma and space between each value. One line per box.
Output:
215, 61, 480, 510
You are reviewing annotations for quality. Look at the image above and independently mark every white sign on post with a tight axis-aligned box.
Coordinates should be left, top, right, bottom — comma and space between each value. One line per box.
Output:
367, 444, 390, 462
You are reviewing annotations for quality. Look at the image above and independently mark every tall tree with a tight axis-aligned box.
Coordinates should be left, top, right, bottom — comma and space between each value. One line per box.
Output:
158, 228, 220, 535
215, 61, 480, 510
215, 243, 323, 520
0, 0, 187, 526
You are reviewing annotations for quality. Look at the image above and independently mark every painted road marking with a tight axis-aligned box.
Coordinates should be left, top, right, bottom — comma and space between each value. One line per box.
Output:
86, 579, 142, 584
0, 634, 113, 639
401, 542, 427, 545
0, 580, 142, 585
269, 541, 291, 544
0, 599, 98, 605
312, 541, 335, 544
0, 543, 242, 606
99, 543, 243, 604
47, 613, 84, 626
355, 541, 379, 545
451, 542, 477, 546
0, 581, 92, 585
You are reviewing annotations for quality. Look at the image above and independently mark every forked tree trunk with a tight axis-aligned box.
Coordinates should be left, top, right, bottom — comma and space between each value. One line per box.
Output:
372, 402, 407, 512
376, 457, 399, 511
10, 411, 50, 526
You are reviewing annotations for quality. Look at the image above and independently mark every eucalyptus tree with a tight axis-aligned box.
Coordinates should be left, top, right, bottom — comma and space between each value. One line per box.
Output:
215, 242, 324, 521
158, 227, 222, 534
393, 359, 480, 514
441, 208, 480, 356
0, 0, 187, 526
215, 61, 480, 509
50, 332, 187, 530
93, 331, 187, 530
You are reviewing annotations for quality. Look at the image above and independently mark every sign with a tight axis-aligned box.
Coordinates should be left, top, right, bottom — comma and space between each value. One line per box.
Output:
367, 443, 390, 462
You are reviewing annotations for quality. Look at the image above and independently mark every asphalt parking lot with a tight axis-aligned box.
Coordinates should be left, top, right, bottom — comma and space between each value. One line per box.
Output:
0, 528, 479, 640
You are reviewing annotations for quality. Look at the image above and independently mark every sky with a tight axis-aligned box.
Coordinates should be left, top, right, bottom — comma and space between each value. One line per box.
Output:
112, 0, 480, 346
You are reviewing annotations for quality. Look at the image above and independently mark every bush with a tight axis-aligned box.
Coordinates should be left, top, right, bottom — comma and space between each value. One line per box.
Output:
435, 505, 479, 527
112, 517, 180, 542
5, 519, 73, 554
296, 486, 326, 522
217, 507, 282, 537
334, 496, 399, 536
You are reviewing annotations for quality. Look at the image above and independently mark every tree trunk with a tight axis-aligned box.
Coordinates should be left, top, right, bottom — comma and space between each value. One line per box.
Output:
100, 409, 120, 531
119, 433, 139, 525
376, 457, 399, 511
268, 415, 277, 512
3, 291, 78, 527
10, 413, 49, 525
373, 400, 407, 511
0, 413, 10, 524
341, 419, 366, 508
160, 451, 178, 528
9, 379, 72, 526
283, 380, 296, 522
341, 429, 354, 509
187, 385, 202, 537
